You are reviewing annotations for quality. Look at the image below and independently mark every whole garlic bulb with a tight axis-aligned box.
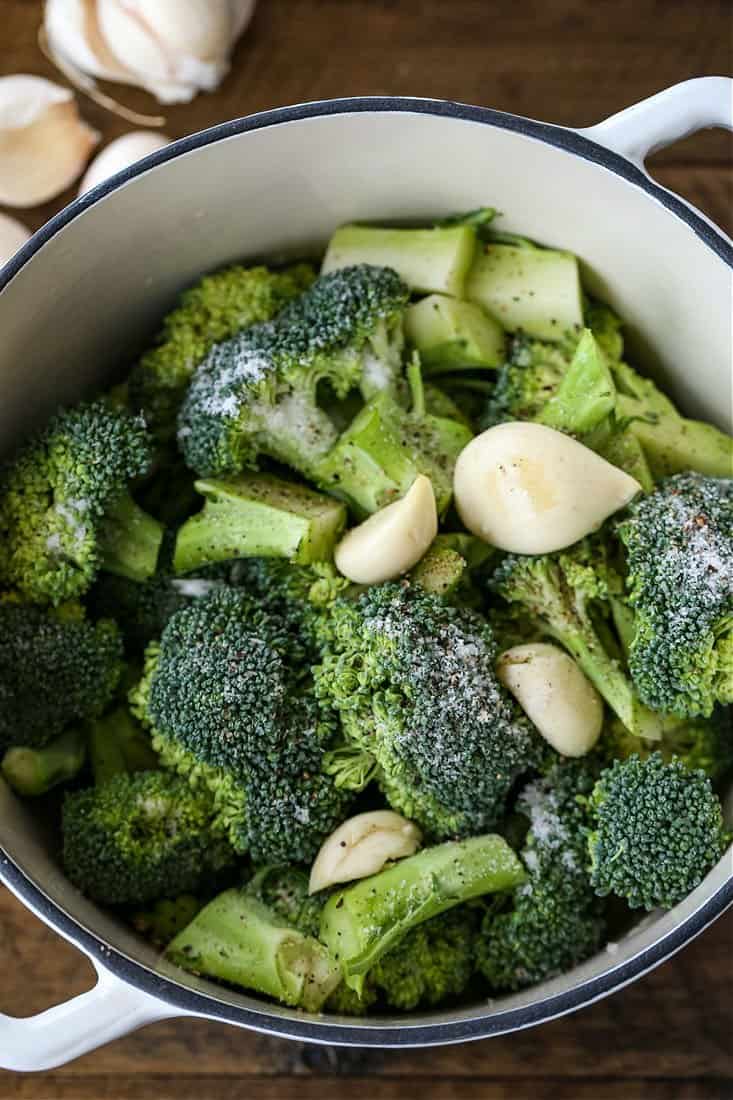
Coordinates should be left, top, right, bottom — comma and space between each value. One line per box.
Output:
0, 213, 31, 267
0, 75, 99, 207
78, 130, 171, 194
45, 0, 257, 105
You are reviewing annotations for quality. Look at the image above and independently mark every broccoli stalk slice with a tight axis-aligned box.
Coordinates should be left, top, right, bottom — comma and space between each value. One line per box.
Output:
313, 362, 472, 518
1, 727, 86, 797
319, 834, 525, 993
410, 544, 467, 597
404, 293, 505, 371
616, 397, 733, 479
173, 472, 346, 574
97, 491, 164, 583
165, 889, 341, 1011
538, 329, 616, 435
87, 707, 158, 786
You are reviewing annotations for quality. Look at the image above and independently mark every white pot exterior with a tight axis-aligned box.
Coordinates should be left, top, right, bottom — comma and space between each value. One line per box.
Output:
0, 81, 731, 1069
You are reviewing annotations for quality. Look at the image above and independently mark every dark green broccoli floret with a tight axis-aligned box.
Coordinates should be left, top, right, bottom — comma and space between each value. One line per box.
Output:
587, 753, 728, 910
599, 711, 733, 785
62, 770, 235, 905
618, 474, 732, 718
0, 401, 163, 604
89, 569, 192, 653
481, 333, 573, 427
490, 540, 666, 740
140, 589, 350, 862
132, 894, 203, 947
177, 265, 409, 479
129, 263, 315, 440
314, 582, 542, 837
477, 759, 605, 992
0, 603, 123, 751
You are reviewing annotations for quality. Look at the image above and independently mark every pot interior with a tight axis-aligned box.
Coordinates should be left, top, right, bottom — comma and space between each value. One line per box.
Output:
1, 106, 731, 1038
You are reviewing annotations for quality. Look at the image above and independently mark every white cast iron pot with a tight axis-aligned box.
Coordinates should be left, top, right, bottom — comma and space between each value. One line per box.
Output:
0, 77, 731, 1071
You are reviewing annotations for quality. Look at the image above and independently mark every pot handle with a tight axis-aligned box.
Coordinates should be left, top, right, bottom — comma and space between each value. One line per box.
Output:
578, 76, 733, 166
0, 957, 183, 1072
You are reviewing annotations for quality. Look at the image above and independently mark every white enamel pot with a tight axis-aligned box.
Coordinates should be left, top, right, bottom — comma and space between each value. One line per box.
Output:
1, 78, 732, 1071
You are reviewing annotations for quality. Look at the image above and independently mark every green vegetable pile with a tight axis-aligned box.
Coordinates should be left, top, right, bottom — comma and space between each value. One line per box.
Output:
1, 210, 730, 1016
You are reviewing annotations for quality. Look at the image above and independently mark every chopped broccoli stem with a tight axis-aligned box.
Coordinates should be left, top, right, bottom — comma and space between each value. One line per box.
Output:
320, 834, 525, 993
97, 491, 165, 582
618, 401, 733, 479
322, 224, 477, 297
405, 293, 505, 370
87, 707, 158, 786
538, 329, 616, 435
173, 473, 346, 574
166, 888, 341, 1011
1, 727, 86, 797
410, 544, 467, 597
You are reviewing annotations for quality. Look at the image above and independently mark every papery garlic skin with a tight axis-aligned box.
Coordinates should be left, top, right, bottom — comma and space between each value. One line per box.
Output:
497, 643, 604, 757
0, 75, 99, 207
454, 421, 641, 554
334, 474, 438, 585
0, 213, 31, 267
309, 811, 422, 894
45, 0, 132, 84
78, 130, 171, 194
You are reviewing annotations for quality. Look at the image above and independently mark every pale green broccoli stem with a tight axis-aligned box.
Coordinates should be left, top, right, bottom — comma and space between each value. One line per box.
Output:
617, 401, 733, 479
538, 329, 616, 435
322, 224, 477, 297
1, 727, 86, 797
173, 472, 346, 575
87, 707, 158, 786
166, 889, 341, 1011
410, 545, 467, 597
319, 834, 525, 994
405, 293, 505, 371
98, 491, 164, 583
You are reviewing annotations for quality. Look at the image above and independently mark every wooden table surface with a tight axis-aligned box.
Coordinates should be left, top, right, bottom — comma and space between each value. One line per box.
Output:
1, 2, 732, 1097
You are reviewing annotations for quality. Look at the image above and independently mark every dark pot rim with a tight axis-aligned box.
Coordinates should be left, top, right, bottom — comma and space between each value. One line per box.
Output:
1, 95, 731, 1047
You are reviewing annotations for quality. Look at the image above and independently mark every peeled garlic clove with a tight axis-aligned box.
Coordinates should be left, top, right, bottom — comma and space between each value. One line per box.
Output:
0, 213, 31, 266
78, 130, 171, 194
454, 421, 641, 554
45, 0, 133, 84
335, 475, 438, 585
309, 810, 422, 894
0, 75, 99, 208
498, 643, 603, 757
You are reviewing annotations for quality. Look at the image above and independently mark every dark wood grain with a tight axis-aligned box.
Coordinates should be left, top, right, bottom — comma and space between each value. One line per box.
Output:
1, 1, 732, 1095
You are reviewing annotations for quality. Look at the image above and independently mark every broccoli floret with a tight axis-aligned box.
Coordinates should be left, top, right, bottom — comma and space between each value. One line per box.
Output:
600, 711, 733, 785
481, 334, 573, 427
0, 401, 163, 604
587, 753, 728, 910
166, 886, 341, 1011
132, 895, 203, 947
477, 759, 605, 992
62, 770, 235, 905
129, 263, 315, 440
490, 540, 666, 739
315, 582, 542, 837
1, 726, 86, 797
177, 265, 409, 479
89, 569, 193, 653
0, 603, 123, 751
320, 834, 525, 994
618, 474, 732, 718
141, 589, 350, 862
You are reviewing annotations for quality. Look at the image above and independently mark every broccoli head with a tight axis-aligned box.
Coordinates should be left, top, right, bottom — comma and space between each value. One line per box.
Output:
490, 539, 666, 740
477, 759, 605, 992
0, 400, 162, 604
62, 770, 235, 905
587, 753, 728, 910
314, 582, 542, 837
177, 265, 409, 479
600, 710, 733, 785
0, 603, 123, 751
618, 474, 733, 718
129, 262, 315, 440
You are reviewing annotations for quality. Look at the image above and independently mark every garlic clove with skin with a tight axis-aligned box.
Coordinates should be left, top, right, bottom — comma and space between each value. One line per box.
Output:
45, 0, 133, 84
454, 421, 641, 554
78, 131, 171, 194
497, 642, 604, 757
309, 811, 422, 894
0, 213, 31, 267
0, 75, 99, 207
334, 474, 438, 585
